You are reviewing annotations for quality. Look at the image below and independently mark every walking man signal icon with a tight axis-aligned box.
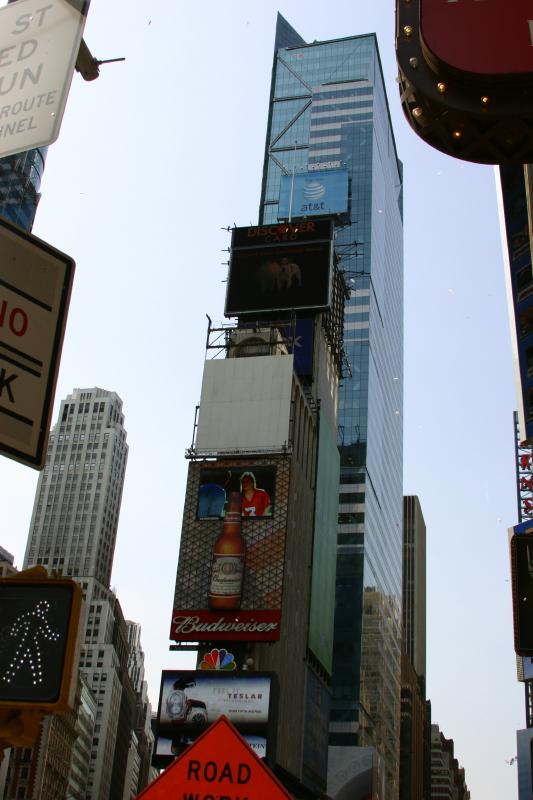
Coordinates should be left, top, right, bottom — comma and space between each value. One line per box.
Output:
0, 569, 82, 713
1, 600, 60, 686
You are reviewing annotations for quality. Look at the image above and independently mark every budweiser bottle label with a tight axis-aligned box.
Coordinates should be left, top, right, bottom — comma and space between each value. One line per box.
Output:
210, 554, 244, 596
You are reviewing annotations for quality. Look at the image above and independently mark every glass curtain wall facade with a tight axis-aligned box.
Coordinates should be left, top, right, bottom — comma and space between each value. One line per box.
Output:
0, 147, 47, 231
259, 16, 403, 798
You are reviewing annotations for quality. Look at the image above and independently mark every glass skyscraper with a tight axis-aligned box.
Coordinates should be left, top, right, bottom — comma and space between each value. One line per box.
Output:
0, 147, 47, 231
260, 16, 403, 798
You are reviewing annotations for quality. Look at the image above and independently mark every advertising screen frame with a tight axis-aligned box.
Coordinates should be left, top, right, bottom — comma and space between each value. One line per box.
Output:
171, 457, 290, 643
225, 221, 333, 317
278, 169, 349, 220
510, 528, 533, 656
197, 465, 276, 520
153, 670, 278, 768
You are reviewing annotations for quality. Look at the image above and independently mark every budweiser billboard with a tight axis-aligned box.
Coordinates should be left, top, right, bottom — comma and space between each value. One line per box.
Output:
171, 458, 290, 642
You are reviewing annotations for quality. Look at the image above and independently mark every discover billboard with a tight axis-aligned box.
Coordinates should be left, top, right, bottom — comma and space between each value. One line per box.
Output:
225, 221, 333, 316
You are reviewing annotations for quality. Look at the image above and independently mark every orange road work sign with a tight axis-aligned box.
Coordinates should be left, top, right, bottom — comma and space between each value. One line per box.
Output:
136, 715, 292, 799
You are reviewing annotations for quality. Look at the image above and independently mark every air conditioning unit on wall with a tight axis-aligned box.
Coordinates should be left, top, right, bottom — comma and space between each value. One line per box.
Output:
227, 328, 289, 359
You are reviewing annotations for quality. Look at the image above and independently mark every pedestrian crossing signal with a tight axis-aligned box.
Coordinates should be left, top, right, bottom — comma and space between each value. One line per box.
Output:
0, 567, 82, 712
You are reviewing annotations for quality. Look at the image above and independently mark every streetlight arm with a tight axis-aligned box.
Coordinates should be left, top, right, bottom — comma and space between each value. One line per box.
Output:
75, 39, 126, 81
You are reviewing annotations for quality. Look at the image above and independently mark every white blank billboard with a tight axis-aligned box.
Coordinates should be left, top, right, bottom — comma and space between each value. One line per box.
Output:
196, 355, 294, 452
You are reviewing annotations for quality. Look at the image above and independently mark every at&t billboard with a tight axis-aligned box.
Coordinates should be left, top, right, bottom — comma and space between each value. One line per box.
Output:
278, 169, 348, 220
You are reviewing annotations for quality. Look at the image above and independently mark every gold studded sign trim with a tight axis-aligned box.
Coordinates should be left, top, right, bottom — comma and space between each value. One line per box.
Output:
170, 457, 290, 642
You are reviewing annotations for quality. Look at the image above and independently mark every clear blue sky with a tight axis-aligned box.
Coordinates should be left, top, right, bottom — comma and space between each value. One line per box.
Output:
0, 1, 524, 796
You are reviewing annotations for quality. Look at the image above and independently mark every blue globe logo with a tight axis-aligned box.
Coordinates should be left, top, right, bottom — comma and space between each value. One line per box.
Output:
302, 180, 326, 200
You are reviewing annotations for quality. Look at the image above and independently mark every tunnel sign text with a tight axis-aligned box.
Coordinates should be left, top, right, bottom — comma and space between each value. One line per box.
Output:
0, 0, 88, 158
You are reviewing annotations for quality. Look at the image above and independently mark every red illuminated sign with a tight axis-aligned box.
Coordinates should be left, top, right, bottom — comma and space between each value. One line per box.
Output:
420, 0, 533, 75
170, 609, 281, 642
137, 716, 291, 800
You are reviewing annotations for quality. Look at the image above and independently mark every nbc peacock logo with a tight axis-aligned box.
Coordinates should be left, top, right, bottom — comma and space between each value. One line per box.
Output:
199, 648, 237, 670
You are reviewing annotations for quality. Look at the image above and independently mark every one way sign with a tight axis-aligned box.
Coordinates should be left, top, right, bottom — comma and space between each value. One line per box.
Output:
0, 217, 74, 469
136, 715, 292, 800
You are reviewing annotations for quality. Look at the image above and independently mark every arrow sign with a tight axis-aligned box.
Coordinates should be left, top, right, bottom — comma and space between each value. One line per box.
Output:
136, 715, 292, 800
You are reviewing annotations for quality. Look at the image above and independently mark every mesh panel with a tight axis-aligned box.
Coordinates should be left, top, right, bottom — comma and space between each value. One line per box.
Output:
173, 457, 290, 611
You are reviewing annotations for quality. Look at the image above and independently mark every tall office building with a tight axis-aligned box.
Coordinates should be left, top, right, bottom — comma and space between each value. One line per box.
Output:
400, 497, 430, 800
402, 496, 426, 680
429, 725, 470, 800
517, 728, 533, 800
125, 621, 156, 794
2, 388, 154, 800
23, 387, 128, 584
170, 291, 343, 795
259, 16, 403, 799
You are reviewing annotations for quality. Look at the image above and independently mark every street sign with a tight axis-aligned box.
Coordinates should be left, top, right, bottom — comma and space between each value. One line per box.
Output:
0, 216, 74, 468
137, 715, 292, 800
0, 0, 89, 159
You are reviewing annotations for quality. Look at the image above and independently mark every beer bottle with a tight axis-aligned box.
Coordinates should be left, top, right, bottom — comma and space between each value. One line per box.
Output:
208, 492, 245, 610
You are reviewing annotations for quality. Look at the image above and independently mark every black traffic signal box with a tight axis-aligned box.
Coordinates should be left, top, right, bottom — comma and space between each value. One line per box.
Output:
0, 567, 82, 712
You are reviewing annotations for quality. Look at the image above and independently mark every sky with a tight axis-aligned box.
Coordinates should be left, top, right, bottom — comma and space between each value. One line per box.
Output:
0, 0, 525, 796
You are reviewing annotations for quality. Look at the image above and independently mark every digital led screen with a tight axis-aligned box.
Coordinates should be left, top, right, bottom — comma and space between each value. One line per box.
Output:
510, 531, 533, 655
153, 670, 276, 767
198, 465, 276, 519
225, 221, 333, 316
